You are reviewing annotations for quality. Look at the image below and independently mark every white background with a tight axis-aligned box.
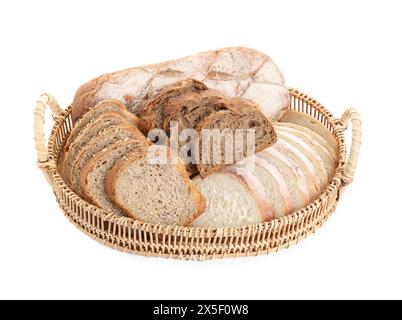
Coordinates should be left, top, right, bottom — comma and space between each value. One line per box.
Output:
0, 0, 401, 300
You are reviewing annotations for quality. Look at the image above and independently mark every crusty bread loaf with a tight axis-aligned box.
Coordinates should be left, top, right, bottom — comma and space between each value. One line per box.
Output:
196, 97, 277, 177
71, 47, 290, 123
192, 122, 336, 228
105, 145, 205, 226
80, 140, 151, 215
70, 124, 148, 196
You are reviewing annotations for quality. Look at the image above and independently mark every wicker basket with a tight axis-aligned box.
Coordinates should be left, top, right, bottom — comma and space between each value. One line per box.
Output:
34, 89, 361, 260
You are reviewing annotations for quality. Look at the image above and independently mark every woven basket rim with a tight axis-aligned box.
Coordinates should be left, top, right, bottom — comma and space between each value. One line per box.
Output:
45, 88, 348, 237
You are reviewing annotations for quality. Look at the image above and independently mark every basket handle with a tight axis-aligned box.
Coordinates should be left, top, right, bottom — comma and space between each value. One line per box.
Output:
34, 94, 63, 182
338, 108, 362, 185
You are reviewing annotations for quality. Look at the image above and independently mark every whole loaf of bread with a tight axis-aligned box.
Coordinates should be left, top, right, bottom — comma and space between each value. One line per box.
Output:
71, 47, 290, 123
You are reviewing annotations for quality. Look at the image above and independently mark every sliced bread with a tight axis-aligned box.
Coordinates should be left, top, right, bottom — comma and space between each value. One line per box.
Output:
276, 126, 336, 177
105, 145, 205, 226
63, 112, 132, 186
191, 121, 337, 228
64, 99, 139, 152
276, 123, 337, 163
80, 140, 151, 215
138, 79, 208, 132
192, 172, 263, 228
161, 88, 228, 133
70, 124, 148, 196
279, 110, 337, 150
196, 97, 277, 177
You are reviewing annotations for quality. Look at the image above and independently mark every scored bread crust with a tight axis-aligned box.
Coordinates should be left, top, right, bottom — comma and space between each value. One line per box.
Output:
105, 146, 205, 225
71, 47, 290, 123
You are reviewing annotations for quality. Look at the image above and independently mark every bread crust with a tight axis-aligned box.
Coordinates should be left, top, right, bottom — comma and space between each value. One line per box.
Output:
71, 47, 289, 123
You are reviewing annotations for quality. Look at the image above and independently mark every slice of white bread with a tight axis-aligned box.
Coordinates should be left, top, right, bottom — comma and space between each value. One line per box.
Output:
276, 123, 337, 163
105, 146, 205, 226
192, 173, 263, 228
276, 132, 331, 185
276, 127, 336, 176
70, 124, 148, 196
191, 122, 336, 228
80, 140, 151, 215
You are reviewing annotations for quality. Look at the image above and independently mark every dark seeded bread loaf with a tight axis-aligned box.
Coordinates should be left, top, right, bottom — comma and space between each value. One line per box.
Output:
196, 97, 277, 177
70, 124, 148, 196
105, 145, 205, 226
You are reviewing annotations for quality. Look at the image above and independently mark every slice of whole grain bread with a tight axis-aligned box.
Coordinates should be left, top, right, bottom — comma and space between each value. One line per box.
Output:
63, 112, 132, 187
70, 124, 148, 196
64, 99, 139, 153
80, 140, 151, 215
196, 97, 277, 177
105, 145, 205, 226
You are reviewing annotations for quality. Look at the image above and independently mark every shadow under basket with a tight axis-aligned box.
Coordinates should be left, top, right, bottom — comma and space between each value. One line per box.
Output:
34, 88, 361, 260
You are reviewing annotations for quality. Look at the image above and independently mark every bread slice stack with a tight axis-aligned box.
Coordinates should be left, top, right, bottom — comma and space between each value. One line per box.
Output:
139, 79, 277, 176
192, 118, 338, 228
60, 100, 204, 224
